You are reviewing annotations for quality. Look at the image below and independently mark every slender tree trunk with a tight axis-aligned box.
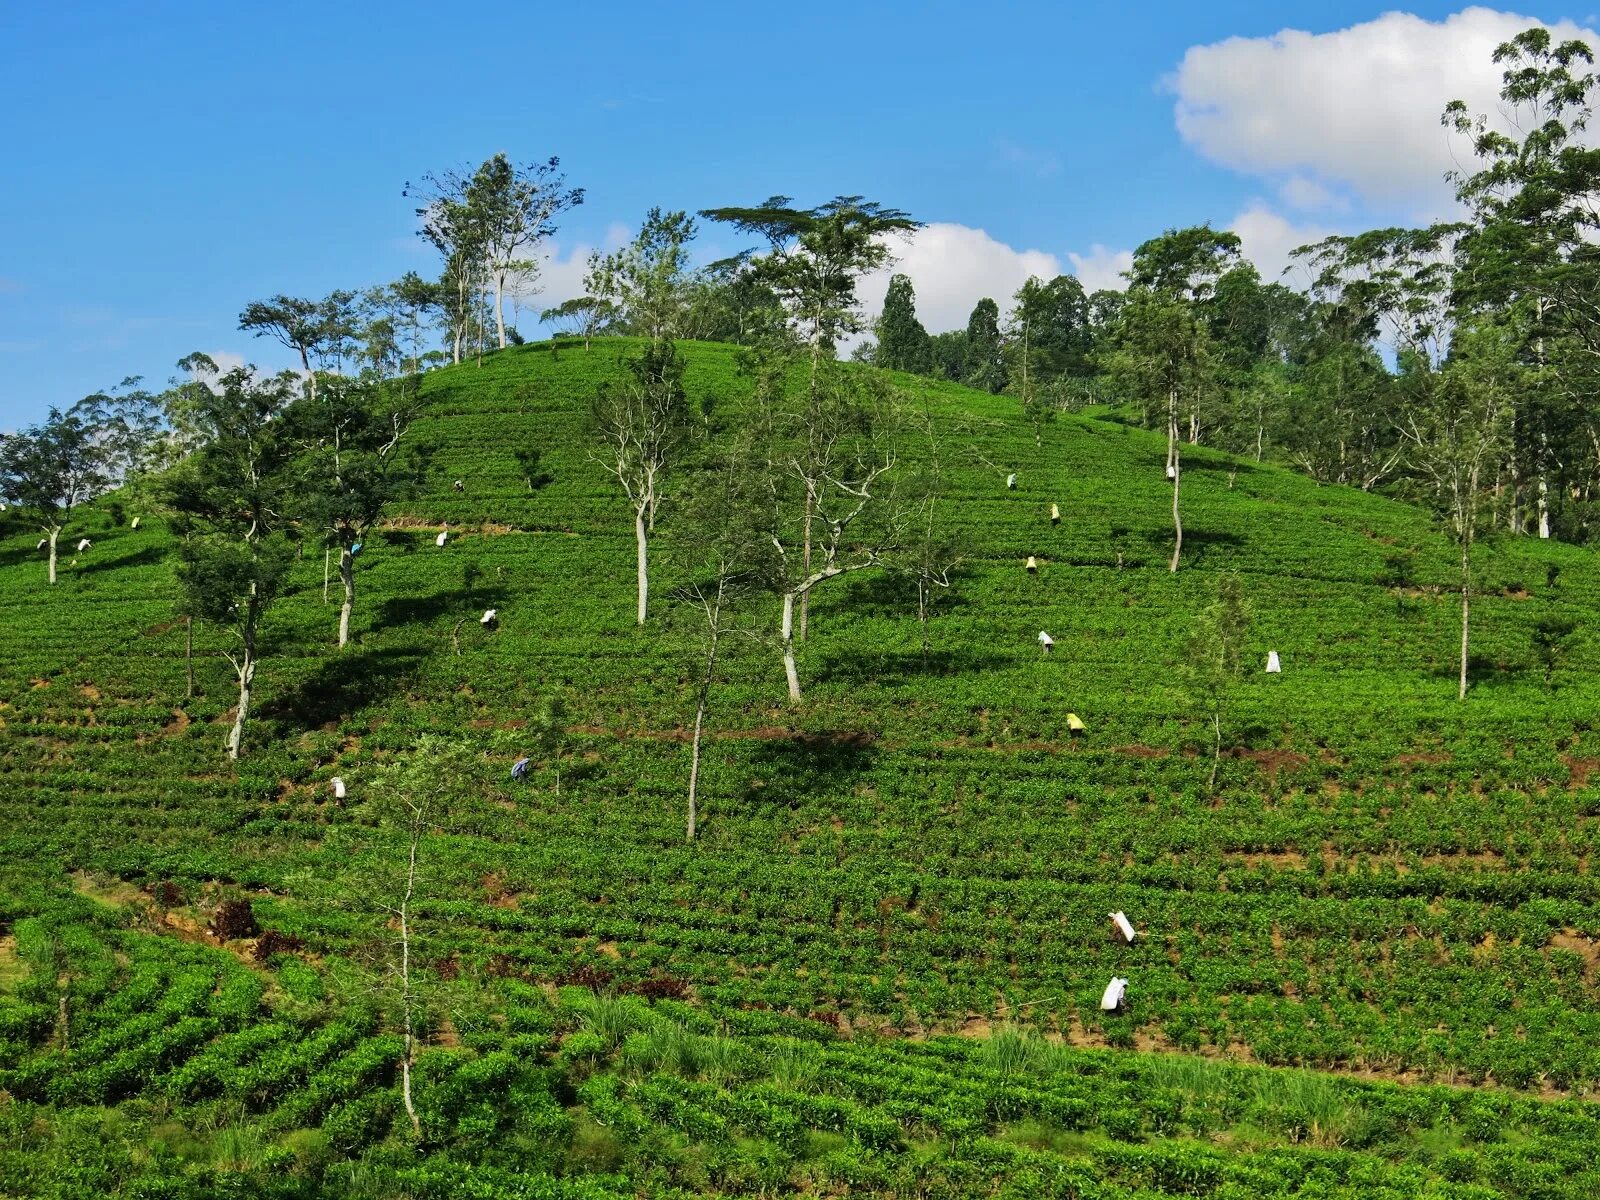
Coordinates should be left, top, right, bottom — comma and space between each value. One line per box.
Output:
1166, 391, 1178, 477
493, 271, 507, 350
1169, 396, 1183, 573
1458, 541, 1471, 702
799, 487, 813, 641
398, 828, 421, 1137
1538, 473, 1551, 539
46, 527, 58, 585
323, 548, 331, 603
918, 579, 930, 667
184, 617, 195, 699
227, 642, 254, 760
1209, 709, 1222, 794
338, 545, 355, 647
781, 591, 802, 703
634, 510, 649, 625
687, 626, 719, 842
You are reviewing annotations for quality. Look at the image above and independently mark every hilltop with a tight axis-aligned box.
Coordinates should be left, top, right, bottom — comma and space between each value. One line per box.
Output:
4, 338, 1600, 1197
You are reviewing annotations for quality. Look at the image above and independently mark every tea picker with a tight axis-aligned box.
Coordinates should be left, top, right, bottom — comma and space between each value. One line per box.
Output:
1050, 503, 1060, 525
1037, 630, 1053, 654
1109, 911, 1136, 944
453, 479, 465, 493
1100, 976, 1128, 1012
76, 538, 92, 552
1066, 712, 1086, 735
510, 756, 531, 781
1006, 473, 1017, 489
435, 528, 449, 547
1265, 650, 1281, 674
480, 608, 498, 630
330, 777, 346, 800
1026, 556, 1038, 574
131, 517, 140, 529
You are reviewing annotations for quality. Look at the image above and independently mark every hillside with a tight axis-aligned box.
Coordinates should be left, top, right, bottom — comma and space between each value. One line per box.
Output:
4, 338, 1600, 1196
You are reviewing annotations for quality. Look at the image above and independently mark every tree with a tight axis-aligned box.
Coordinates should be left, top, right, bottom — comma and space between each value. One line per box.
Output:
410, 187, 487, 366
0, 402, 114, 583
670, 468, 775, 840
164, 367, 300, 759
700, 195, 921, 380
1401, 315, 1516, 700
1008, 275, 1093, 442
362, 274, 441, 378
1446, 28, 1600, 537
290, 378, 423, 647
238, 292, 359, 400
683, 253, 784, 345
876, 273, 932, 374
1184, 572, 1252, 795
963, 298, 1007, 393
362, 736, 482, 1137
702, 195, 919, 640
528, 694, 571, 794
586, 208, 700, 339
1532, 611, 1578, 684
409, 154, 583, 353
892, 411, 963, 665
591, 339, 694, 624
1106, 227, 1242, 571
747, 367, 902, 702
540, 296, 618, 348
927, 330, 968, 382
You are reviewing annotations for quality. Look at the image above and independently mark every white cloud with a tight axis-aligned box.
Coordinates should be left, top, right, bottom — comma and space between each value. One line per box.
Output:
1228, 203, 1337, 283
204, 350, 250, 376
857, 222, 1062, 333
1171, 8, 1600, 210
1067, 244, 1134, 293
1278, 175, 1350, 213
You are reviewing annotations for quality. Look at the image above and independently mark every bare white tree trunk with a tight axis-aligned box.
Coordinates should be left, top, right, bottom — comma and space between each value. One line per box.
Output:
227, 649, 253, 761
634, 510, 649, 626
398, 826, 421, 1137
46, 527, 59, 585
338, 546, 355, 647
1458, 543, 1471, 702
687, 699, 706, 841
1538, 473, 1551, 539
493, 271, 507, 350
687, 614, 723, 841
799, 486, 813, 641
1208, 710, 1222, 794
1168, 393, 1183, 574
781, 591, 801, 703
323, 548, 331, 604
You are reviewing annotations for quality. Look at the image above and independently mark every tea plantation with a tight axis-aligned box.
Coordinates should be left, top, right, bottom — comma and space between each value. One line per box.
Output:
5, 338, 1600, 1197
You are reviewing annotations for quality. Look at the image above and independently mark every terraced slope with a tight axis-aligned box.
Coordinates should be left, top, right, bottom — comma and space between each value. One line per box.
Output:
3, 338, 1600, 1195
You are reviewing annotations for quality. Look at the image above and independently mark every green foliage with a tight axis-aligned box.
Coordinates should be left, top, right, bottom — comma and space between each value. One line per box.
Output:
963, 297, 1007, 393
7, 337, 1600, 1196
876, 273, 932, 374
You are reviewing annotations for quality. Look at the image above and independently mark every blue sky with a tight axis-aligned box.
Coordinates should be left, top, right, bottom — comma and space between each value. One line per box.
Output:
1, 2, 1592, 427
